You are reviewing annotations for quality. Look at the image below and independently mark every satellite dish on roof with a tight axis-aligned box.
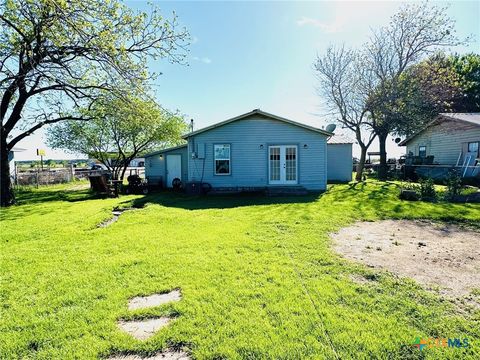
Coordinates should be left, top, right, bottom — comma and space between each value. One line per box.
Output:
325, 124, 336, 133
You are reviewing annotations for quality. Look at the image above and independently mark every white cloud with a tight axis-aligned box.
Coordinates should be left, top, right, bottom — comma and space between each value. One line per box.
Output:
192, 56, 212, 64
296, 16, 344, 33
297, 2, 401, 35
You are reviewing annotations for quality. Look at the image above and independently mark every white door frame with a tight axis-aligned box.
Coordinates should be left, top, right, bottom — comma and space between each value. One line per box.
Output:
268, 145, 298, 185
166, 154, 182, 188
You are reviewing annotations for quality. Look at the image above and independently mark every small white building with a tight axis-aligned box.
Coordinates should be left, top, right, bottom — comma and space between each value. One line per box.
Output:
327, 135, 353, 182
8, 147, 25, 181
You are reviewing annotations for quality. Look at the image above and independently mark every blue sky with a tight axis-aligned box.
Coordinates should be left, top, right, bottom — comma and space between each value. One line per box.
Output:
15, 0, 479, 160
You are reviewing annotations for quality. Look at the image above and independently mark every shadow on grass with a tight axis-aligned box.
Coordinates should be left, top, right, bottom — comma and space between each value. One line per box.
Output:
326, 181, 480, 228
13, 187, 103, 205
124, 190, 323, 210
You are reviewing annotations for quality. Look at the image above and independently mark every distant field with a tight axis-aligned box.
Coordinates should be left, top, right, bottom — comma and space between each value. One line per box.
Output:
1, 181, 479, 359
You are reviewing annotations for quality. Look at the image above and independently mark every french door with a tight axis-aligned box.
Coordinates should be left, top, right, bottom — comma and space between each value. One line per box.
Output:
269, 145, 297, 185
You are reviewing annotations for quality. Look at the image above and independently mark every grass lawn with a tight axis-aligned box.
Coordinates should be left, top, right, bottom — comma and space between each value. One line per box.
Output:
1, 181, 479, 359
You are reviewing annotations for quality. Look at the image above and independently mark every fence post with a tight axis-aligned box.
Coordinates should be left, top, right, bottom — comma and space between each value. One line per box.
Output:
69, 164, 75, 182
14, 163, 18, 186
35, 170, 39, 188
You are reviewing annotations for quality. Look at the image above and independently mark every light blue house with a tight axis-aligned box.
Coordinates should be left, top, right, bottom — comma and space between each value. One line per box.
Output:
145, 109, 352, 192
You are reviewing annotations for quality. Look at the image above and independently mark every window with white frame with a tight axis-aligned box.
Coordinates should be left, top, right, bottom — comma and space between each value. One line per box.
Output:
214, 144, 231, 175
418, 145, 426, 158
468, 142, 479, 156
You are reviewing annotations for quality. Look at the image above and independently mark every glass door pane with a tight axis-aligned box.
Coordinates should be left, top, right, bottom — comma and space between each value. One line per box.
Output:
269, 146, 280, 182
285, 146, 297, 182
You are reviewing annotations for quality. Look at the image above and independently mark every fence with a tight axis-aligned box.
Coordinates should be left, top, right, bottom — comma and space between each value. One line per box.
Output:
15, 167, 76, 186
14, 166, 145, 187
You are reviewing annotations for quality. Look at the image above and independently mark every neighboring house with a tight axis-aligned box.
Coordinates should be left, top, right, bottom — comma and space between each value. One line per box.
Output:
399, 113, 480, 165
145, 109, 353, 190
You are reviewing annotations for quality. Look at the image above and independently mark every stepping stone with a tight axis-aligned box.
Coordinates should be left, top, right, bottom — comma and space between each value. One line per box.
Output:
108, 350, 190, 360
117, 317, 171, 340
128, 290, 182, 310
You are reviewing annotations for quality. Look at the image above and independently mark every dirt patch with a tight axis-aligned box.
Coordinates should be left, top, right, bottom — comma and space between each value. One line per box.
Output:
108, 350, 190, 360
98, 208, 136, 228
117, 317, 172, 340
128, 290, 182, 310
66, 183, 91, 191
349, 274, 376, 286
331, 220, 480, 298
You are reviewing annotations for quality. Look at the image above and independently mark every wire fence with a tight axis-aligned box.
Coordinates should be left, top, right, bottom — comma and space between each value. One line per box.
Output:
13, 167, 145, 187
15, 168, 76, 187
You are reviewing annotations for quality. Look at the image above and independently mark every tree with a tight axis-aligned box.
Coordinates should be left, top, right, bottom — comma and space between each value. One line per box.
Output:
47, 94, 187, 181
1, 0, 189, 206
314, 46, 376, 181
387, 53, 465, 137
443, 53, 480, 112
363, 2, 466, 179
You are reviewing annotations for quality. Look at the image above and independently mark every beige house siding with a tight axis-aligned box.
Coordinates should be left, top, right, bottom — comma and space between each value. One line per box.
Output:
405, 120, 480, 165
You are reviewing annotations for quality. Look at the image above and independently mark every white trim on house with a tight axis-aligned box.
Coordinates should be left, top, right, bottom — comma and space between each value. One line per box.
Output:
399, 113, 480, 146
144, 144, 187, 158
213, 143, 231, 176
183, 109, 333, 139
268, 145, 298, 185
166, 154, 182, 187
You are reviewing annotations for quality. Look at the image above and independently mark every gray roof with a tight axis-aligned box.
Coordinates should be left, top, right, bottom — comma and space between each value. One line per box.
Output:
439, 113, 480, 125
327, 135, 354, 144
182, 109, 334, 139
399, 113, 480, 146
143, 144, 187, 158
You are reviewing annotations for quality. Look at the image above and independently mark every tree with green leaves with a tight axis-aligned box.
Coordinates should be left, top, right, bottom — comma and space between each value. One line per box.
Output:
363, 2, 467, 179
369, 53, 464, 138
48, 94, 187, 181
442, 53, 480, 112
0, 0, 189, 206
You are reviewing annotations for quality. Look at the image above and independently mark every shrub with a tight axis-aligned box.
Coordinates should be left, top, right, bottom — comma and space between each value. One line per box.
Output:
399, 181, 420, 201
419, 178, 437, 202
402, 181, 419, 191
444, 170, 462, 201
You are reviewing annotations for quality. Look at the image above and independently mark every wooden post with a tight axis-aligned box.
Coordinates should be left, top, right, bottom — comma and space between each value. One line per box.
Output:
14, 162, 18, 186
69, 164, 75, 182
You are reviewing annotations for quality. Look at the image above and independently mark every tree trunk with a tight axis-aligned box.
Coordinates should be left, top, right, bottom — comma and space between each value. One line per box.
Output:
356, 146, 367, 181
120, 164, 128, 182
377, 132, 388, 181
1, 135, 14, 206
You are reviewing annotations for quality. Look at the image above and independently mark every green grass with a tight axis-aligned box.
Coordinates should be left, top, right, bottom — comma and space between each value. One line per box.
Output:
1, 181, 479, 359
